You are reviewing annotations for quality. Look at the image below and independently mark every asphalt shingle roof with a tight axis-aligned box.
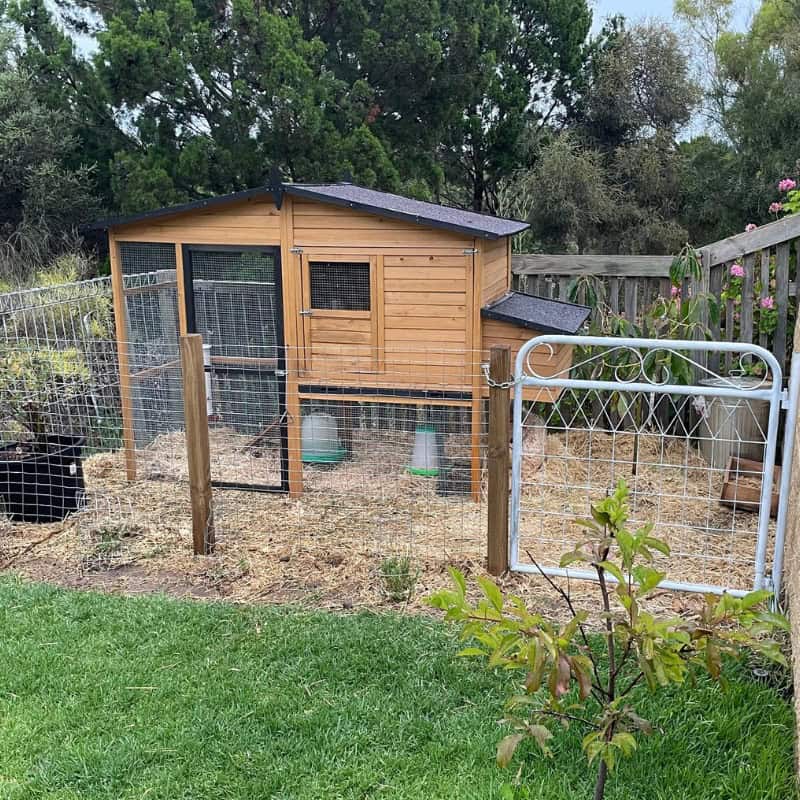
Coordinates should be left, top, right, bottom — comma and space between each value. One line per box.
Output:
83, 182, 529, 240
285, 183, 529, 239
481, 291, 591, 335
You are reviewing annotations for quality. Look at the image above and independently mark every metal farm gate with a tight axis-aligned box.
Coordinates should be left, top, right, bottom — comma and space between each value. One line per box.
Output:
509, 335, 795, 597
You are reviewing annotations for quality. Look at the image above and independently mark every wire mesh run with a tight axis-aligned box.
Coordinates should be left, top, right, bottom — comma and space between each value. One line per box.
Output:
119, 242, 177, 276
121, 252, 183, 450
188, 248, 279, 360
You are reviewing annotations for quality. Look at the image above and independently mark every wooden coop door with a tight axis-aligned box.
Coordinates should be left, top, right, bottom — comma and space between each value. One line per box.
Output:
181, 244, 289, 493
300, 254, 379, 374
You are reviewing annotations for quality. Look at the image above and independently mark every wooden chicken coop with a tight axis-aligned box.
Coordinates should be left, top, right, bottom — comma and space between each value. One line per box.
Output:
86, 181, 590, 499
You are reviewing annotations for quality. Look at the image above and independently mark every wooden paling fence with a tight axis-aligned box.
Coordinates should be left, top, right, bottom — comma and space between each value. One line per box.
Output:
512, 213, 800, 373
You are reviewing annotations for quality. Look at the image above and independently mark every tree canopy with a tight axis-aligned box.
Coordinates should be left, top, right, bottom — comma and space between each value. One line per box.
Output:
0, 0, 799, 281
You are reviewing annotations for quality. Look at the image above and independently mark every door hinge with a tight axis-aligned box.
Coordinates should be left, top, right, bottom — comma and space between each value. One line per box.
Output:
299, 309, 313, 316
290, 246, 303, 254
463, 248, 479, 255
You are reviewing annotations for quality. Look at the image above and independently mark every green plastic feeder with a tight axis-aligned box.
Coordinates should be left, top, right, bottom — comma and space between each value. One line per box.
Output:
302, 413, 346, 464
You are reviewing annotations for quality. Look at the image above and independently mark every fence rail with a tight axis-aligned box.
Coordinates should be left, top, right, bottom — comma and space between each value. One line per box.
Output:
512, 213, 800, 375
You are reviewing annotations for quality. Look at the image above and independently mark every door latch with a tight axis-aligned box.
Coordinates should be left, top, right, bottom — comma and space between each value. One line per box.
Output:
299, 309, 313, 316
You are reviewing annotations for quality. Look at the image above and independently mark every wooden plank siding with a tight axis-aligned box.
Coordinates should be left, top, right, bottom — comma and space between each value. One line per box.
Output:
292, 200, 468, 248
110, 199, 282, 245
481, 237, 510, 305
291, 196, 477, 390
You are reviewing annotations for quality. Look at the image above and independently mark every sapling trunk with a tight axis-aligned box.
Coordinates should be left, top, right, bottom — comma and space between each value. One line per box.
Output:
593, 760, 608, 800
594, 548, 616, 800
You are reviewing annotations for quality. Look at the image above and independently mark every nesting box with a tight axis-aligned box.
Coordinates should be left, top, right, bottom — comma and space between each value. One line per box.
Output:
85, 181, 590, 497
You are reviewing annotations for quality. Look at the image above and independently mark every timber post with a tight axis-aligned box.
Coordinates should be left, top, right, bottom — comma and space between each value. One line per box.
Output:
487, 344, 511, 575
180, 333, 215, 555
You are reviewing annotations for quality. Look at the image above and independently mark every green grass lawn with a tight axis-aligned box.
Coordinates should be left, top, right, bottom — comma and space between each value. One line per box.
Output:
0, 577, 794, 800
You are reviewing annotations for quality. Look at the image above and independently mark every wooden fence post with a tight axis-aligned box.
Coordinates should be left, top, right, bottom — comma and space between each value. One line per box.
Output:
487, 345, 511, 576
783, 315, 800, 776
180, 333, 214, 555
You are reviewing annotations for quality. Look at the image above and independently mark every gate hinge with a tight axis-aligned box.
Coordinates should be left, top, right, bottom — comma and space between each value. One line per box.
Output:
290, 246, 303, 254
463, 248, 479, 255
781, 388, 791, 409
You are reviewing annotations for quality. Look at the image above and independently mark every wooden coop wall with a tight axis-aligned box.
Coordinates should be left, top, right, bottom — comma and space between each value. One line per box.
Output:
481, 318, 571, 403
106, 191, 548, 499
285, 195, 484, 499
480, 237, 511, 306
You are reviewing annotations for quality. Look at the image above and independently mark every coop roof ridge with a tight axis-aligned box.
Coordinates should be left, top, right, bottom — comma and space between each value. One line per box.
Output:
282, 182, 529, 239
81, 182, 530, 240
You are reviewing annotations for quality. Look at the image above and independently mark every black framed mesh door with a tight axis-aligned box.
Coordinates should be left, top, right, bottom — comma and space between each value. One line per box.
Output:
182, 245, 288, 492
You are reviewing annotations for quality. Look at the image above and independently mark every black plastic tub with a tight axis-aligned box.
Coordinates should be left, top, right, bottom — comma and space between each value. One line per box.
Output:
0, 434, 86, 523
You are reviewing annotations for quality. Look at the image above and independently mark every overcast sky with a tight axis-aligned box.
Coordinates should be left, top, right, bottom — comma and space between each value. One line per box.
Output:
590, 0, 754, 31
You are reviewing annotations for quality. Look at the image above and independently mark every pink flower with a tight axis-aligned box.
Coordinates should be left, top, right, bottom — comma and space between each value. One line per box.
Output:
779, 178, 797, 192
761, 296, 775, 310
769, 202, 784, 214
670, 285, 680, 298
745, 223, 758, 233
730, 263, 745, 277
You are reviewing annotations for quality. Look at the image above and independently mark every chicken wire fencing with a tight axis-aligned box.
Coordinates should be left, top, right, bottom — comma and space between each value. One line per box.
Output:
0, 278, 123, 529
201, 346, 490, 593
0, 292, 492, 602
510, 334, 789, 598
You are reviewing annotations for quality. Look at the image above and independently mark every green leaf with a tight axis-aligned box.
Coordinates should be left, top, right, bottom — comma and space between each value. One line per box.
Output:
612, 731, 638, 758
597, 560, 625, 585
497, 733, 525, 768
457, 647, 487, 658
477, 576, 504, 612
739, 589, 772, 610
448, 567, 466, 598
755, 610, 790, 631
643, 536, 671, 557
632, 566, 665, 596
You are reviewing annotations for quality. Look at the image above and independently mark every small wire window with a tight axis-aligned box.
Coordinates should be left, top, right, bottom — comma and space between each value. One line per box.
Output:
310, 262, 370, 311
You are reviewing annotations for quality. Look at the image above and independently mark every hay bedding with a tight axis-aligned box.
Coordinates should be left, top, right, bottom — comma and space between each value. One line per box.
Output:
0, 428, 771, 613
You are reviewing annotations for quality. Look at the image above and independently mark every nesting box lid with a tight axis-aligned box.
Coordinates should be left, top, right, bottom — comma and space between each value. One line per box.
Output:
481, 292, 591, 335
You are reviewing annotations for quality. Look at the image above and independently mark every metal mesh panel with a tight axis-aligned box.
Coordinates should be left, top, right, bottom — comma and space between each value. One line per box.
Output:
119, 243, 182, 447
206, 365, 284, 488
189, 249, 278, 360
210, 368, 281, 437
310, 262, 370, 311
119, 242, 177, 276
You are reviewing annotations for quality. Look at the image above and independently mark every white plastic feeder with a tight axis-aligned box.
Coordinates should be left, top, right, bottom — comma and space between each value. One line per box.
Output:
407, 424, 439, 477
302, 413, 346, 464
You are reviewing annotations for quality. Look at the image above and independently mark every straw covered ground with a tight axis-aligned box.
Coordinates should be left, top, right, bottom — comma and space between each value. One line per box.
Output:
0, 427, 772, 615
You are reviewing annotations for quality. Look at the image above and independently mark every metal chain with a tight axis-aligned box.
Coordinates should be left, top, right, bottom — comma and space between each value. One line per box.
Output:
481, 362, 522, 389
